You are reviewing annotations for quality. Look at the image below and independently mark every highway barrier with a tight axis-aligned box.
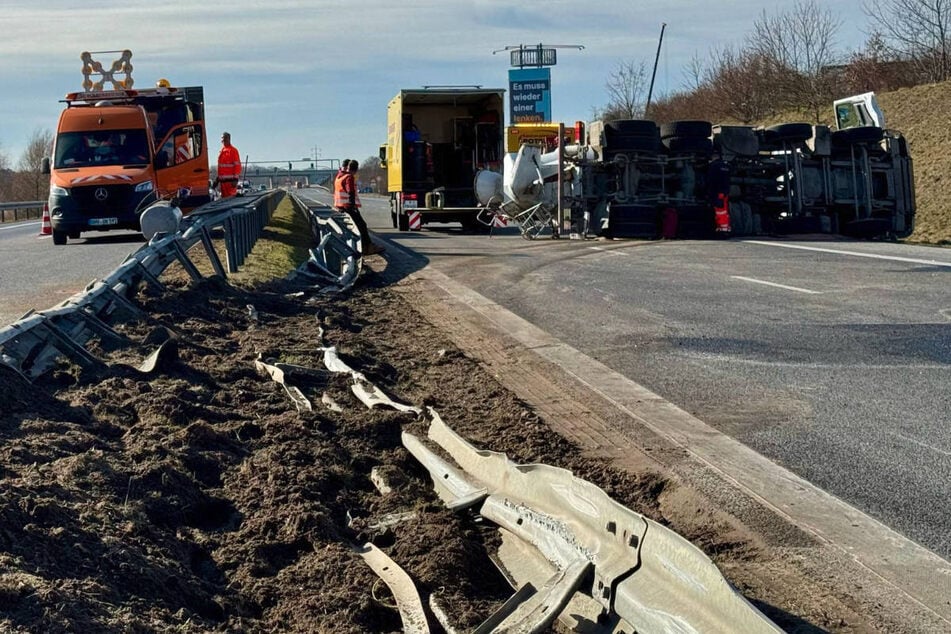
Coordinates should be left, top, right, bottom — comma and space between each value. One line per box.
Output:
0, 191, 283, 380
0, 200, 44, 223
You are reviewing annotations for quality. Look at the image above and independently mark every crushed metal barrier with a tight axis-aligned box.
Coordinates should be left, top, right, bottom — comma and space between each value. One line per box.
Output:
287, 192, 363, 292
0, 192, 282, 381
400, 408, 784, 634
261, 327, 782, 633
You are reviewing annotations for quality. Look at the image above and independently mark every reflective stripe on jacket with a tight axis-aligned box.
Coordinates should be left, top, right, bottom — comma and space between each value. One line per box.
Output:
334, 172, 361, 209
217, 145, 241, 181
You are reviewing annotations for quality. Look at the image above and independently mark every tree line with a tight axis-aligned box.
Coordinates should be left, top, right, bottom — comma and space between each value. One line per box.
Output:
599, 0, 951, 125
0, 129, 53, 202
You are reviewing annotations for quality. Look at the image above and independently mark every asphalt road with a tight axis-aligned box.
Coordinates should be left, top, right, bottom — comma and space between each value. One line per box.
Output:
299, 189, 951, 562
0, 219, 145, 326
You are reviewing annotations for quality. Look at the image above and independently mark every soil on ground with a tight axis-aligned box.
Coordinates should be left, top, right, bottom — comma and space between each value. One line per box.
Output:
0, 262, 675, 633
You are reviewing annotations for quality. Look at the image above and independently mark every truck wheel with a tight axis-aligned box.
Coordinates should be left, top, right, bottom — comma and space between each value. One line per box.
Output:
397, 212, 409, 231
662, 136, 713, 154
659, 120, 712, 139
606, 134, 661, 152
831, 126, 884, 146
763, 123, 813, 143
606, 119, 659, 137
52, 230, 67, 245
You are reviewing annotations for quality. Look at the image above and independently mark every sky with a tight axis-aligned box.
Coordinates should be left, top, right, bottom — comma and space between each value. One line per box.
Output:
0, 0, 872, 172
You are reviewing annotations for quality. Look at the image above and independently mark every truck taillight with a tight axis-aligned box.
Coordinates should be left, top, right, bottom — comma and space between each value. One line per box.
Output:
575, 121, 585, 144
404, 193, 417, 200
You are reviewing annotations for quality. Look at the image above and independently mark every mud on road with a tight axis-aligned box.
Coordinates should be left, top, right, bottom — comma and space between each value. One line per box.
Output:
0, 245, 934, 632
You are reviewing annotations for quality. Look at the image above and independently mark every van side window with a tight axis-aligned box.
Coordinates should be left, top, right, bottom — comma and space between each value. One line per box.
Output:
156, 125, 204, 169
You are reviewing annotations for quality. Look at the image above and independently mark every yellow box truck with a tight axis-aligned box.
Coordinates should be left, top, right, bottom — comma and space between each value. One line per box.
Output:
380, 87, 504, 231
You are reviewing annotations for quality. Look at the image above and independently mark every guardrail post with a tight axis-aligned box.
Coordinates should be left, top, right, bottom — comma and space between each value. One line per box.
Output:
223, 216, 238, 274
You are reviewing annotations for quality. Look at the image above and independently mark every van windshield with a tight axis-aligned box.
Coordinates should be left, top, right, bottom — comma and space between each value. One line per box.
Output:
54, 130, 150, 168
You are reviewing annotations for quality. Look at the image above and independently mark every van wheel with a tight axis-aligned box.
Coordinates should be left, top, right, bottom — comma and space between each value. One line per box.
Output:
52, 230, 67, 245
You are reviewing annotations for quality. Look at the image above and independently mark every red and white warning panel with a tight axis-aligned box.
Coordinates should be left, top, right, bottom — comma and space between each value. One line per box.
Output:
409, 211, 421, 231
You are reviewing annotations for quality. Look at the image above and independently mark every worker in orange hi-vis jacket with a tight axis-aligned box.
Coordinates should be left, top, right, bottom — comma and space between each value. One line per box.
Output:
334, 160, 384, 255
214, 132, 241, 198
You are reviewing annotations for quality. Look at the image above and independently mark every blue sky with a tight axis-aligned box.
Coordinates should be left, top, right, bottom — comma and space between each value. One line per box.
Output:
0, 1, 870, 171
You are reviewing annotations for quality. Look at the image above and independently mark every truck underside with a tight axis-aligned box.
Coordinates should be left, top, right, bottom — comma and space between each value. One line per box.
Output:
492, 119, 915, 241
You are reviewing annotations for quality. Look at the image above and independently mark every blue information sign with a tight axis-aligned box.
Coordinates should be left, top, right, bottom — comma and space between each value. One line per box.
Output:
508, 68, 551, 123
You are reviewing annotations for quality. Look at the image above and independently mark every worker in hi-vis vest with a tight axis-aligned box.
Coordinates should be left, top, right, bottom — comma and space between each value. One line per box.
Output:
214, 132, 241, 198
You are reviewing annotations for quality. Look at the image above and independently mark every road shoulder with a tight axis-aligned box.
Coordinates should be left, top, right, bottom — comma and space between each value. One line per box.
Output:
378, 250, 951, 633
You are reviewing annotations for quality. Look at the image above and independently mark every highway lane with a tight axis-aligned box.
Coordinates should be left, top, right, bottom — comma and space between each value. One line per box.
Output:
0, 219, 145, 326
299, 189, 951, 562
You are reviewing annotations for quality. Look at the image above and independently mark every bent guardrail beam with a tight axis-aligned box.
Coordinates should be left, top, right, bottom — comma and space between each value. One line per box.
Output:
287, 193, 362, 291
418, 410, 782, 633
0, 192, 284, 380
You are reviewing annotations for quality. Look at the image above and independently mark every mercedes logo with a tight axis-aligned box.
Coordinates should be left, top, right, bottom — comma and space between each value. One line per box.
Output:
94, 187, 109, 202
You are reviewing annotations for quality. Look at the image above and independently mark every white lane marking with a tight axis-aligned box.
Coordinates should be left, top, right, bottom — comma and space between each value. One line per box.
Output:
0, 221, 38, 233
684, 351, 950, 370
731, 275, 821, 294
587, 246, 627, 257
744, 240, 951, 268
887, 431, 951, 458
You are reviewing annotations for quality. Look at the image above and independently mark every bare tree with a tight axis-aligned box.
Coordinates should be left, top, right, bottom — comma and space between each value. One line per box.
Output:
865, 0, 951, 82
15, 128, 54, 200
705, 46, 781, 123
0, 143, 10, 201
360, 155, 386, 193
843, 32, 918, 92
682, 51, 708, 93
601, 59, 649, 120
748, 1, 843, 121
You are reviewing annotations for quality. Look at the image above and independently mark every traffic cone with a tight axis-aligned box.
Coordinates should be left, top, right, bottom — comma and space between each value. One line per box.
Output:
39, 203, 52, 236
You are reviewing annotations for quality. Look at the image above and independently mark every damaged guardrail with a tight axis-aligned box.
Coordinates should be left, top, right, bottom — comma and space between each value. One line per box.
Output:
412, 412, 783, 633
287, 192, 363, 292
255, 326, 782, 633
0, 192, 283, 380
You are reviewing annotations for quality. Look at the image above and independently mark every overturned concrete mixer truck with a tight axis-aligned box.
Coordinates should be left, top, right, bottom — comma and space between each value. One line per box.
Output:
475, 93, 915, 240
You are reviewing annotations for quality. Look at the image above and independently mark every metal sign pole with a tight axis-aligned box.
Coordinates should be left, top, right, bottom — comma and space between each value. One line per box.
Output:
557, 122, 565, 237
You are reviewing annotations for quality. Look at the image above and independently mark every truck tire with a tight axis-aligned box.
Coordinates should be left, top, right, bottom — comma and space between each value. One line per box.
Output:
606, 119, 658, 137
659, 120, 712, 139
606, 134, 661, 152
397, 211, 409, 231
604, 120, 661, 153
763, 123, 813, 143
662, 136, 713, 154
831, 126, 884, 146
52, 230, 67, 245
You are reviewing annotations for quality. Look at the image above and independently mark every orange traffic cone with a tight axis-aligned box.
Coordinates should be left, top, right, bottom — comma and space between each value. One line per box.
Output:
39, 203, 51, 236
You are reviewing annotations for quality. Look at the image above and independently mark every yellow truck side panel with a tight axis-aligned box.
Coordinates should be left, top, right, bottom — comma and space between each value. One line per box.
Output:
386, 94, 403, 192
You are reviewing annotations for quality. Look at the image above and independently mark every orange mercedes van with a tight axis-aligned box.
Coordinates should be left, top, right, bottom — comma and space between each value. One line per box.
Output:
45, 84, 210, 244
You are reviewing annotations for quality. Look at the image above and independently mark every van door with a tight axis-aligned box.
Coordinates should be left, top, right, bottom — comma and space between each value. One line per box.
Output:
155, 122, 210, 210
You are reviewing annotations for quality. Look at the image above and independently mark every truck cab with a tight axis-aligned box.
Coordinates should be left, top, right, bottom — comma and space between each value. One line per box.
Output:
834, 92, 885, 130
46, 84, 209, 244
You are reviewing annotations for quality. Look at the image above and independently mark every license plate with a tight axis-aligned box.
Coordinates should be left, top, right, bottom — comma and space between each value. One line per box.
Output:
402, 199, 417, 209
88, 217, 118, 226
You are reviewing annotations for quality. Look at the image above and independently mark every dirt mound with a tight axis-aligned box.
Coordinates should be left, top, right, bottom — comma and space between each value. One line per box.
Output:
878, 81, 951, 244
0, 271, 678, 633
